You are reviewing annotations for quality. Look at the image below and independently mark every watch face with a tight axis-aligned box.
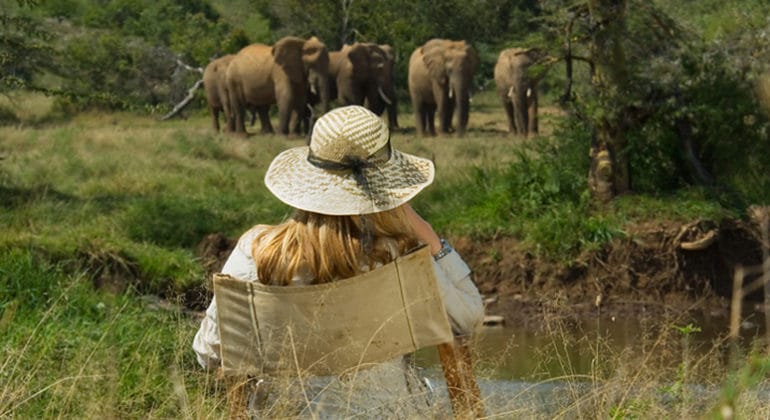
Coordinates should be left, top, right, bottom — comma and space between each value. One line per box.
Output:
434, 240, 452, 261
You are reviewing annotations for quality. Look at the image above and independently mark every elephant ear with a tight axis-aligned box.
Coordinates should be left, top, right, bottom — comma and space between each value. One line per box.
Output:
272, 36, 307, 83
421, 39, 448, 83
379, 44, 395, 63
303, 36, 329, 71
460, 41, 480, 74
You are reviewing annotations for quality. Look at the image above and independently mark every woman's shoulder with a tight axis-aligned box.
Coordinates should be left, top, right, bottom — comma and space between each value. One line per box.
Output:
236, 224, 274, 251
242, 224, 274, 239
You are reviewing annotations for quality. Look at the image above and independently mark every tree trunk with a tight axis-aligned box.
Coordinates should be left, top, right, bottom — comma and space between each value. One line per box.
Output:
586, 0, 630, 201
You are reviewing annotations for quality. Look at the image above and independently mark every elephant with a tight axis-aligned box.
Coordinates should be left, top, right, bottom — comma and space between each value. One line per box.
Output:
203, 54, 235, 132
203, 55, 259, 132
408, 39, 479, 137
301, 37, 333, 134
226, 36, 330, 136
326, 42, 398, 129
494, 47, 539, 137
366, 44, 399, 130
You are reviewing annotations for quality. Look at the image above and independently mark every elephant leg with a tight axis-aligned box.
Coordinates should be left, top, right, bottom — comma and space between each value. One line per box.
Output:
501, 97, 515, 133
412, 98, 425, 136
426, 104, 437, 137
444, 97, 457, 134
234, 105, 247, 135
256, 106, 273, 134
458, 98, 471, 136
298, 109, 309, 136
211, 107, 220, 132
290, 108, 303, 136
388, 101, 399, 130
436, 95, 451, 135
225, 107, 235, 132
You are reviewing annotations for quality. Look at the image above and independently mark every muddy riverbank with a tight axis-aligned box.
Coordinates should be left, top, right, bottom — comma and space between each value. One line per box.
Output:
455, 216, 769, 330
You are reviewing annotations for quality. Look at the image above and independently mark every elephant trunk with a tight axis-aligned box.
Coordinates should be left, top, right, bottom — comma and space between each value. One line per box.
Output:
511, 83, 528, 136
451, 75, 470, 136
318, 73, 331, 113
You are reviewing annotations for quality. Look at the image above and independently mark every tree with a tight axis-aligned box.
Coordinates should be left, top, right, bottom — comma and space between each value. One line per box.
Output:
584, 0, 631, 201
539, 0, 770, 203
0, 1, 54, 94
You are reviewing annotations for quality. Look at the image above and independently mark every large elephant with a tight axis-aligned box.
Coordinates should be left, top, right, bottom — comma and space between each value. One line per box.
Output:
301, 37, 332, 134
327, 42, 398, 129
226, 36, 330, 136
494, 47, 538, 137
203, 54, 235, 132
408, 39, 479, 137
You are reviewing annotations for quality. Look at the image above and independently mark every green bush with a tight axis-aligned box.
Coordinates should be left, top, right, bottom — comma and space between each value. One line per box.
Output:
624, 40, 770, 207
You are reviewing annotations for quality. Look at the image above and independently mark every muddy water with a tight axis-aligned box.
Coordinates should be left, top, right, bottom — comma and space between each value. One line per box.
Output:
414, 308, 768, 416
416, 307, 767, 380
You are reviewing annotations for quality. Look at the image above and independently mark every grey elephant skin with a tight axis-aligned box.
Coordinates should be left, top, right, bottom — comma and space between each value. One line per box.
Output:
408, 39, 479, 137
203, 54, 235, 132
226, 36, 330, 136
494, 48, 538, 137
326, 42, 399, 129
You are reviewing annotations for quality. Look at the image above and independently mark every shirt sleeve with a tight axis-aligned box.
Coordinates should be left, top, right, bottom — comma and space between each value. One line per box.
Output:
432, 244, 484, 336
192, 226, 263, 370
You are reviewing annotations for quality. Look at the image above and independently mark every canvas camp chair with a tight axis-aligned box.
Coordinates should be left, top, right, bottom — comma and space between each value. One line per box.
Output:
214, 245, 484, 419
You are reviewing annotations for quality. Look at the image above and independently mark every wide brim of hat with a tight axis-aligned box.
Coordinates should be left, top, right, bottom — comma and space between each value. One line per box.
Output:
265, 146, 435, 215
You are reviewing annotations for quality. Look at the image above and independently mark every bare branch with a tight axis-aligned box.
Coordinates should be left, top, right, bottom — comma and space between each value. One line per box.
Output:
160, 79, 203, 121
176, 59, 203, 75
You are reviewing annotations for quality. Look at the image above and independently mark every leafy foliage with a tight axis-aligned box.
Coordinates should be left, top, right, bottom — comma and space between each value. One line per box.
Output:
0, 4, 54, 92
533, 0, 770, 204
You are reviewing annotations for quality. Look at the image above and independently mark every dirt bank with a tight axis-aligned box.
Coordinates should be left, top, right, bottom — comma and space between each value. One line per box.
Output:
195, 216, 769, 326
454, 217, 769, 328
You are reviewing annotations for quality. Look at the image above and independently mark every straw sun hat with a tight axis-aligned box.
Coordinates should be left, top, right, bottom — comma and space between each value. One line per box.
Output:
265, 106, 435, 215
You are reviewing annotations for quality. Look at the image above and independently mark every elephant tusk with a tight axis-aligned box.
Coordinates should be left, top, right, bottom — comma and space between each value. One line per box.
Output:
310, 84, 317, 95
526, 88, 532, 98
378, 86, 392, 105
448, 88, 454, 99
507, 87, 513, 99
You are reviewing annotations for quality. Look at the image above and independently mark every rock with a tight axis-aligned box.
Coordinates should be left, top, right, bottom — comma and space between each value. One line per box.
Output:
483, 315, 505, 326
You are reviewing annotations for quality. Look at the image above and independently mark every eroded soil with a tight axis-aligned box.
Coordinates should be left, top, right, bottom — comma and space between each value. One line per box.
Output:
195, 217, 770, 327
454, 217, 768, 328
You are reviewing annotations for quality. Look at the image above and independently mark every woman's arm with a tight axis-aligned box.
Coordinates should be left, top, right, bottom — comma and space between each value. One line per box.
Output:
403, 205, 484, 335
192, 226, 264, 369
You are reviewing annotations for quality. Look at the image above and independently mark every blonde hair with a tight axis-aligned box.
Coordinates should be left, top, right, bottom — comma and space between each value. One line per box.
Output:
252, 206, 419, 285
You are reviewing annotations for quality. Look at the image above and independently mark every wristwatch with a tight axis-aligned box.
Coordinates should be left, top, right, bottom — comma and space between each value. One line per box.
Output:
432, 239, 453, 261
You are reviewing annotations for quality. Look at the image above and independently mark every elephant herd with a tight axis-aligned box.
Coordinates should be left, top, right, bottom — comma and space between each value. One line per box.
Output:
203, 36, 540, 138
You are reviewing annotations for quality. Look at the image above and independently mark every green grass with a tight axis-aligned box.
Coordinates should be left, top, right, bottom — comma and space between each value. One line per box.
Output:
0, 249, 225, 417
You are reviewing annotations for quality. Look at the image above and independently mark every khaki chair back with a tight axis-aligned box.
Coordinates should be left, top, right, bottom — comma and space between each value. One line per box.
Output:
214, 245, 453, 377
